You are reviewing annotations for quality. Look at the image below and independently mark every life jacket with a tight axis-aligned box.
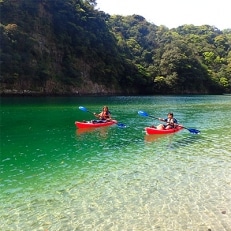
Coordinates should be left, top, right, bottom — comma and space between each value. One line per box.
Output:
101, 111, 110, 119
166, 118, 177, 128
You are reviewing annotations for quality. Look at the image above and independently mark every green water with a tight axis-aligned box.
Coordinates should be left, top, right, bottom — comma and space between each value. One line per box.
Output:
1, 95, 231, 230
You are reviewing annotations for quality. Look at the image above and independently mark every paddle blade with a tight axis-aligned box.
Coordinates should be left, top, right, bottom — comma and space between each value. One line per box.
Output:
79, 106, 88, 112
138, 111, 149, 117
187, 128, 200, 134
117, 123, 126, 128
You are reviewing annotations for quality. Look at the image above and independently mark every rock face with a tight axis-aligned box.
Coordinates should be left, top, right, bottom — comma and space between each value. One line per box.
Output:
0, 78, 138, 96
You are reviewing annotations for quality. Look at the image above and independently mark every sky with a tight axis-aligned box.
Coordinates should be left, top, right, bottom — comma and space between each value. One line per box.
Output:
96, 0, 231, 30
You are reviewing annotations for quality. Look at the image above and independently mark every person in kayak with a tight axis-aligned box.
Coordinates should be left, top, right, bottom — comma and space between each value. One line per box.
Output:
156, 112, 178, 130
93, 106, 112, 121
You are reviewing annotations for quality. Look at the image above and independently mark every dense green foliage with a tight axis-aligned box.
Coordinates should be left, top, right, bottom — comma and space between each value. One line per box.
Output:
107, 16, 231, 94
1, 0, 231, 94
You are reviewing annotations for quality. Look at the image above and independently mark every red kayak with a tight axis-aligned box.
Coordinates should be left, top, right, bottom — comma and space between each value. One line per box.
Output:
145, 126, 184, 135
75, 120, 117, 129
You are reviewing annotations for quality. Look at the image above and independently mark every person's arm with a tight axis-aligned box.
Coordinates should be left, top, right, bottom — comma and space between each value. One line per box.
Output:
94, 112, 101, 118
158, 118, 166, 122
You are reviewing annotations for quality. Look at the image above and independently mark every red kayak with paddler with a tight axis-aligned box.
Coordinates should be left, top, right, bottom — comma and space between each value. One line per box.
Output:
76, 106, 126, 128
138, 110, 200, 135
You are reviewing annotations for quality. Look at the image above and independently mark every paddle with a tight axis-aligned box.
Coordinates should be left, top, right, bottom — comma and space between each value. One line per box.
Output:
79, 106, 126, 128
178, 126, 200, 134
138, 110, 159, 120
79, 106, 94, 114
138, 110, 200, 134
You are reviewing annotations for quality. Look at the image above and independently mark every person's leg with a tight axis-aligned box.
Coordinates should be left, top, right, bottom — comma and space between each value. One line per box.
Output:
157, 124, 165, 130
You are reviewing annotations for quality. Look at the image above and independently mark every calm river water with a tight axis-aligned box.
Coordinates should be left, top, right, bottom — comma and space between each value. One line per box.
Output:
1, 95, 231, 231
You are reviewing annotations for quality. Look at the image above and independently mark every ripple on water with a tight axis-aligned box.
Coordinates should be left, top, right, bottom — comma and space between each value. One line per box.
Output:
1, 99, 231, 230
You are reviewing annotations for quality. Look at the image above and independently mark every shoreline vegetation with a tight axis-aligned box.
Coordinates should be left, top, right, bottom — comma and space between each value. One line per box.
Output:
0, 90, 224, 97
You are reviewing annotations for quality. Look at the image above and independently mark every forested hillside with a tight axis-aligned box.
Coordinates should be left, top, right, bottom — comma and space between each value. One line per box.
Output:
1, 0, 231, 95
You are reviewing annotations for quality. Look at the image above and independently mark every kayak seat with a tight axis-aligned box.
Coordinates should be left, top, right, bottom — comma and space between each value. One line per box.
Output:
92, 120, 106, 124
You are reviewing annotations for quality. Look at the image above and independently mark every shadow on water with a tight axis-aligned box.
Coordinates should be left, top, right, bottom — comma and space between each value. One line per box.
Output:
144, 134, 172, 143
76, 127, 100, 135
144, 132, 204, 148
75, 126, 110, 137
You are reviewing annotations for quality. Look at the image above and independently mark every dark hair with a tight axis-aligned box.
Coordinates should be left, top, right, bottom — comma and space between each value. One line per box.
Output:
168, 112, 173, 116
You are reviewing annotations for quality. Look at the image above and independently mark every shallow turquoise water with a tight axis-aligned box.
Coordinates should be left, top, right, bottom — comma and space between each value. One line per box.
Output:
1, 95, 231, 230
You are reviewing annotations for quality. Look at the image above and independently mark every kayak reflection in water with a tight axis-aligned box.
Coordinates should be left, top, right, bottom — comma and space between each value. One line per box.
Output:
155, 112, 178, 130
93, 106, 112, 122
